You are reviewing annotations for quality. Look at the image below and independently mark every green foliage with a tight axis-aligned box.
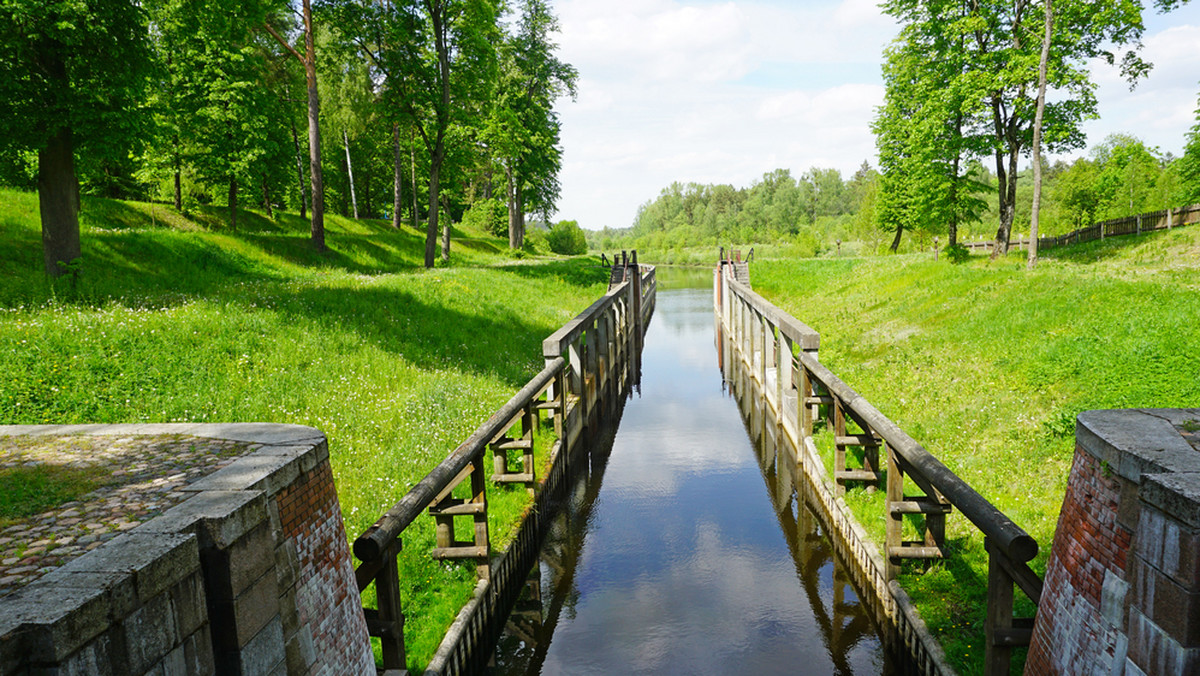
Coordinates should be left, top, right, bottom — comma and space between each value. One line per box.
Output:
753, 227, 1200, 674
0, 186, 606, 669
546, 219, 586, 255
463, 196, 508, 237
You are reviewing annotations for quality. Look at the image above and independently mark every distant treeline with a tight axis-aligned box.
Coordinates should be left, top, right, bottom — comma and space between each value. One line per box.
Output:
592, 132, 1200, 257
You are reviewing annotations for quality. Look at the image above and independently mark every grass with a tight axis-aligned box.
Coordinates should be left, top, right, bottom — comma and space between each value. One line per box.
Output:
0, 187, 607, 670
749, 226, 1200, 674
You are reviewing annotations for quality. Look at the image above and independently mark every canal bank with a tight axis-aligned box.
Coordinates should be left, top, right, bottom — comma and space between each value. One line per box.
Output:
492, 267, 893, 675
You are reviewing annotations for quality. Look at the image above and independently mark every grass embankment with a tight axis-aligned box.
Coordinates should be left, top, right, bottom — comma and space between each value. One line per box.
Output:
752, 229, 1200, 675
0, 187, 607, 670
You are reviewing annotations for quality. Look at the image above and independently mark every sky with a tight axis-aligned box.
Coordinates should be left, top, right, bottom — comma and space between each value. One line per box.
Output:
548, 0, 1200, 231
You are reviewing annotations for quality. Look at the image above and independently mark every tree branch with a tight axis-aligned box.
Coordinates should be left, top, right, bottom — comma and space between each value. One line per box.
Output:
263, 22, 305, 64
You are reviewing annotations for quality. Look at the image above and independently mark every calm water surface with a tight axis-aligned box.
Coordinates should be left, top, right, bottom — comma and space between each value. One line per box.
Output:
493, 268, 885, 675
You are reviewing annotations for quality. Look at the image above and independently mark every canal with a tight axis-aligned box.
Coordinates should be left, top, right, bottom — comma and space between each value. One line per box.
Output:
492, 267, 888, 675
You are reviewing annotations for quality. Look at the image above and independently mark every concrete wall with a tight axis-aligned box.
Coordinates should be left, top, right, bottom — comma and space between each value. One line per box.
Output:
0, 423, 373, 676
1027, 408, 1200, 675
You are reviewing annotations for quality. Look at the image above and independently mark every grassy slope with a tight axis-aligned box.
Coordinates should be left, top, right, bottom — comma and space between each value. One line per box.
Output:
0, 188, 607, 669
751, 228, 1200, 673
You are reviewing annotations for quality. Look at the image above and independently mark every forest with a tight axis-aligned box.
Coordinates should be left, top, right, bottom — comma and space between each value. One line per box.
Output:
0, 0, 577, 275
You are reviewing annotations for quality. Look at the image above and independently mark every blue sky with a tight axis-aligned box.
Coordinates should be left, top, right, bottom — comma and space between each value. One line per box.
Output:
550, 0, 1200, 231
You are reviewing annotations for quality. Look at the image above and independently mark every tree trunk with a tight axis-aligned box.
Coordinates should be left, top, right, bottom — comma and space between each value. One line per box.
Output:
343, 128, 358, 219
889, 222, 904, 253
228, 176, 238, 230
38, 126, 81, 277
262, 173, 273, 219
392, 122, 402, 229
426, 150, 442, 267
302, 0, 325, 251
291, 120, 307, 220
173, 136, 182, 211
424, 2, 451, 268
514, 184, 525, 250
441, 196, 451, 262
1028, 0, 1053, 270
506, 164, 519, 249
410, 134, 418, 230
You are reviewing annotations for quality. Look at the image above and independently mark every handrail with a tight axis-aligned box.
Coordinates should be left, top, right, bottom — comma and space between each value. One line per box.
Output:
796, 351, 1037, 563
353, 255, 655, 672
726, 277, 820, 352
354, 357, 565, 563
715, 259, 1039, 676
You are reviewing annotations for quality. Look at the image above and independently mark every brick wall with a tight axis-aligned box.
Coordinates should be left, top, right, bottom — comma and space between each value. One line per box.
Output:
1027, 408, 1200, 676
0, 423, 373, 676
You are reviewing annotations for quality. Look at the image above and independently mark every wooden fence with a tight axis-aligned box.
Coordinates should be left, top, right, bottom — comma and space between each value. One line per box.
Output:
714, 262, 1040, 676
963, 203, 1200, 252
353, 257, 656, 675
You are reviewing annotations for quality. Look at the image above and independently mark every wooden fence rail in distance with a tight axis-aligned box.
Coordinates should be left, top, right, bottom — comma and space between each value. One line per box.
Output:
963, 203, 1200, 252
715, 259, 1041, 676
353, 254, 655, 674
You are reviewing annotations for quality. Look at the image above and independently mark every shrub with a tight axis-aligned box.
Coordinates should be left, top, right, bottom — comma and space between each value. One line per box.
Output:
463, 197, 508, 237
547, 219, 587, 255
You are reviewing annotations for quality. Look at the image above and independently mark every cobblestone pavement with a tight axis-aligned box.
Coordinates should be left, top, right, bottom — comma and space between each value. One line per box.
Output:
0, 434, 250, 597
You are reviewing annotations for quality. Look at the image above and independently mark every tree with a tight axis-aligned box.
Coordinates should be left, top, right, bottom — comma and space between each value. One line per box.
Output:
265, 0, 327, 251
881, 0, 1153, 259
488, 0, 577, 250
1177, 97, 1200, 206
0, 0, 153, 276
1028, 0, 1053, 269
546, 219, 586, 255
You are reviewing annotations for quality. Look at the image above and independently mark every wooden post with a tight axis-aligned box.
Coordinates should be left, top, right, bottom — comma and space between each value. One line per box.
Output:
885, 446, 902, 580
834, 399, 848, 496
984, 538, 1014, 676
377, 543, 407, 669
1168, 206, 1174, 229
470, 454, 490, 580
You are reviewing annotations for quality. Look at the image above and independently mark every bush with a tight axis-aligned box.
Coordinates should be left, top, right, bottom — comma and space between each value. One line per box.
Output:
546, 219, 587, 255
463, 197, 508, 237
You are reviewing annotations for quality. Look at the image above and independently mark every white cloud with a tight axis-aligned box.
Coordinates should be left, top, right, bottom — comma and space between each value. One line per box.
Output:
552, 0, 1200, 230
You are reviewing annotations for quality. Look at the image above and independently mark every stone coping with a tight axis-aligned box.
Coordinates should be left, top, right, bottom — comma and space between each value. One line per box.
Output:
1076, 408, 1200, 527
0, 424, 327, 598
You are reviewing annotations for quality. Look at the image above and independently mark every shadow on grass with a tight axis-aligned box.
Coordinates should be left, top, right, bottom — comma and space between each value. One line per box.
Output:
275, 283, 563, 387
1038, 228, 1180, 264
490, 256, 610, 289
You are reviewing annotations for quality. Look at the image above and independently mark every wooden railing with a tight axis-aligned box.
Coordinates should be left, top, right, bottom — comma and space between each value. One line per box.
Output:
352, 258, 653, 673
964, 203, 1200, 252
715, 265, 1041, 676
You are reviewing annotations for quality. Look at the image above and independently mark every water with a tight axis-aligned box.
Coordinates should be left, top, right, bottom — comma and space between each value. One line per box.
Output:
492, 268, 886, 675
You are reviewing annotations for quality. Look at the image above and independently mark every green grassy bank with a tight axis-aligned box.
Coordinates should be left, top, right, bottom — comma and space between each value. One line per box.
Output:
0, 188, 606, 669
750, 228, 1200, 673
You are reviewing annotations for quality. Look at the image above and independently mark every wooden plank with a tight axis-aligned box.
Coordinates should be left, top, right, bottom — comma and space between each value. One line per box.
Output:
431, 545, 489, 559
836, 434, 880, 447
890, 499, 952, 515
491, 473, 535, 484
888, 545, 945, 559
835, 469, 880, 482
428, 501, 486, 516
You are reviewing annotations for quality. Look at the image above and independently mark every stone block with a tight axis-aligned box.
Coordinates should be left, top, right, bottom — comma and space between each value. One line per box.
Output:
186, 454, 302, 499
192, 423, 326, 447
1101, 568, 1128, 628
171, 571, 209, 638
232, 571, 280, 648
240, 616, 285, 676
252, 444, 327, 475
1127, 607, 1200, 675
36, 568, 138, 620
124, 590, 179, 674
3, 580, 113, 663
1077, 410, 1200, 483
1141, 472, 1200, 531
228, 522, 276, 597
65, 532, 199, 604
1129, 555, 1200, 646
136, 489, 268, 551
183, 626, 216, 676
284, 629, 317, 674
58, 630, 115, 676
1117, 477, 1142, 532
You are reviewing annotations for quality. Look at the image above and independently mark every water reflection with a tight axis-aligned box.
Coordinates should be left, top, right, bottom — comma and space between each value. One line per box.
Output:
493, 278, 887, 675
